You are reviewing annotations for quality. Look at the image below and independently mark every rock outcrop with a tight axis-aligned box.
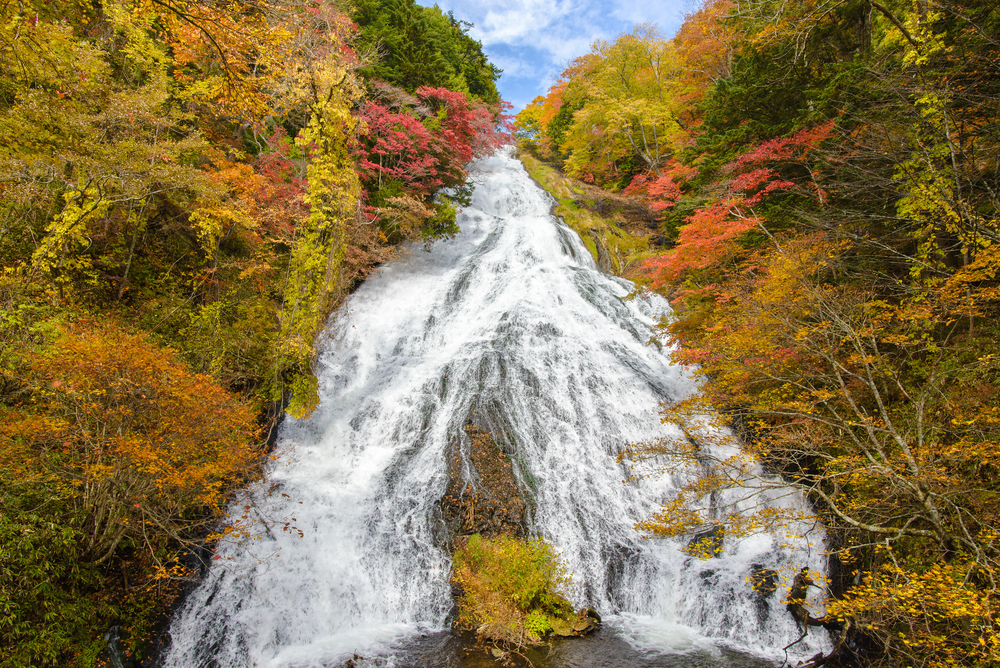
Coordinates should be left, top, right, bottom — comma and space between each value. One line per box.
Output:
439, 405, 532, 541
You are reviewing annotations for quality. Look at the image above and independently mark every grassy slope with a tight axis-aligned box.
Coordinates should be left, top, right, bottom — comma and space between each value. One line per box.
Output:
516, 149, 655, 277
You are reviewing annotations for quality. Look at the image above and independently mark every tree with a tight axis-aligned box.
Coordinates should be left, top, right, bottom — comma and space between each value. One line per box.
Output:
352, 0, 501, 104
514, 0, 1000, 664
1, 319, 261, 564
354, 83, 508, 245
565, 25, 684, 178
277, 11, 364, 416
628, 236, 1000, 662
639, 120, 833, 288
0, 0, 509, 662
514, 95, 546, 146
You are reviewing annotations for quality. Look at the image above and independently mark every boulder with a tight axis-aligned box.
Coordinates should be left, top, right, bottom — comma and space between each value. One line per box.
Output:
749, 565, 778, 597
551, 617, 574, 637
686, 525, 725, 557
439, 413, 532, 543
550, 609, 600, 637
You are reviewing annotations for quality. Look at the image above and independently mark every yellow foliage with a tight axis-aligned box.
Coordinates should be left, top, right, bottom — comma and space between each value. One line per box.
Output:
453, 534, 576, 647
827, 561, 1000, 667
642, 229, 1000, 665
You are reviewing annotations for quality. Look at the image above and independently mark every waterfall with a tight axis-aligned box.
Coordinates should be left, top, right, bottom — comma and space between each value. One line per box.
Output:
162, 148, 831, 667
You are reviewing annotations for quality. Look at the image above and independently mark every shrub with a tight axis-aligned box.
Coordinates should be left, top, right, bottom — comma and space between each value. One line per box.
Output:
452, 534, 575, 646
2, 318, 262, 564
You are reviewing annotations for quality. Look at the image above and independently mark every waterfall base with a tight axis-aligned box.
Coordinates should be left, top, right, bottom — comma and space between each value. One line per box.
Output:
386, 626, 777, 668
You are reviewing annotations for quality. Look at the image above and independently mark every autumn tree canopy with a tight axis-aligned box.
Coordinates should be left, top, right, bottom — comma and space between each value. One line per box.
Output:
520, 0, 1000, 665
0, 0, 506, 663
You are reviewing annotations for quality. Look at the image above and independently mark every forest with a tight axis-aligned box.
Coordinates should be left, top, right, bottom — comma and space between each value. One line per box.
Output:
3, 0, 999, 664
517, 0, 1000, 665
0, 0, 505, 664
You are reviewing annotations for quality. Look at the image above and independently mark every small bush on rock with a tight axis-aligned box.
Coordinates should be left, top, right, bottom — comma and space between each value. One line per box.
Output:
452, 534, 576, 646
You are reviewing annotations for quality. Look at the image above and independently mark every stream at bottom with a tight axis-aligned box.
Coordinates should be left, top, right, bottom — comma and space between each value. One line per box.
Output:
159, 147, 830, 667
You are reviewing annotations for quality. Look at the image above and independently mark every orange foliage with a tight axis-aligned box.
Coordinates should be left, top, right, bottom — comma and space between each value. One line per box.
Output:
537, 80, 567, 129
674, 0, 736, 120
623, 159, 698, 213
640, 121, 835, 289
162, 0, 286, 123
0, 319, 261, 563
641, 199, 757, 288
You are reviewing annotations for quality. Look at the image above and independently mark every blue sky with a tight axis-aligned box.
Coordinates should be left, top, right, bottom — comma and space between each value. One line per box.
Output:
417, 0, 694, 111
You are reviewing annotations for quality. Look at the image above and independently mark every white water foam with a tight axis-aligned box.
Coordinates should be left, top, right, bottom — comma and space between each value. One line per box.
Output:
161, 148, 830, 667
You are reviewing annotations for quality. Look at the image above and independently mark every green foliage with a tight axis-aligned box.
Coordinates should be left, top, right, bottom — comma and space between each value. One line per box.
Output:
544, 95, 584, 164
452, 534, 575, 646
352, 0, 501, 104
698, 48, 812, 153
422, 195, 460, 243
0, 472, 106, 668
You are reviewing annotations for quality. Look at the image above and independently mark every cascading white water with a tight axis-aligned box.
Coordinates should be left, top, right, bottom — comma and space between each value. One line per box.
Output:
162, 148, 831, 668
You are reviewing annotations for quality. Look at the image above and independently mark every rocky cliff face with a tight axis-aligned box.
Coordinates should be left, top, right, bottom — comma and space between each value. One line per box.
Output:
439, 407, 533, 542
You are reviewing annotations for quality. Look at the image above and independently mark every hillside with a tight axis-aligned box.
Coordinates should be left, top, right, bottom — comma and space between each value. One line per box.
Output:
517, 1, 1000, 665
0, 1, 505, 664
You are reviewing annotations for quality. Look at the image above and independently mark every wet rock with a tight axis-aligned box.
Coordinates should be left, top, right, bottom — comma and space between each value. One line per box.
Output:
749, 565, 778, 597
339, 654, 386, 668
749, 564, 778, 625
686, 525, 725, 557
101, 626, 136, 668
439, 408, 532, 542
698, 569, 718, 586
603, 543, 642, 607
555, 609, 601, 637
438, 406, 602, 650
551, 618, 574, 637
577, 609, 601, 635
587, 230, 613, 273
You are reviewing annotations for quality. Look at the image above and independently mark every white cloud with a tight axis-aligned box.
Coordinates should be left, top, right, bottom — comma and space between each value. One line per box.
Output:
416, 0, 691, 110
489, 54, 531, 79
477, 0, 575, 43
610, 0, 692, 28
